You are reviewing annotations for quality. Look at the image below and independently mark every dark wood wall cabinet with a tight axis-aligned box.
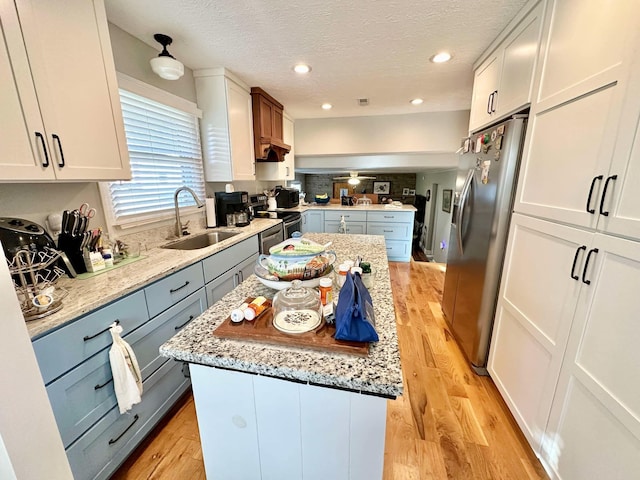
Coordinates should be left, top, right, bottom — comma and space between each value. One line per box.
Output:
251, 87, 291, 162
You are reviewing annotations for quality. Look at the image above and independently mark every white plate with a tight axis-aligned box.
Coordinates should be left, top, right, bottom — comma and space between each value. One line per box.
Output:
273, 309, 322, 334
254, 265, 332, 291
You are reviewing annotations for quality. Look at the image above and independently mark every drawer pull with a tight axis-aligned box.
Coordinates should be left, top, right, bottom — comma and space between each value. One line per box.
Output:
108, 414, 139, 445
35, 132, 50, 167
570, 246, 587, 280
83, 319, 119, 341
383, 230, 393, 233
582, 248, 599, 285
52, 133, 65, 168
383, 215, 394, 218
599, 174, 617, 216
94, 378, 113, 390
169, 280, 190, 293
175, 315, 195, 330
586, 175, 603, 214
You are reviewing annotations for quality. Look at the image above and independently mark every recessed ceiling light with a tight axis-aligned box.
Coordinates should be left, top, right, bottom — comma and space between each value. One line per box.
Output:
293, 64, 311, 74
410, 98, 424, 105
321, 103, 332, 110
431, 52, 452, 63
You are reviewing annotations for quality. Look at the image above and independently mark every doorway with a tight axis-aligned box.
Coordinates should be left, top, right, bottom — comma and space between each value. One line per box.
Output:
421, 183, 438, 258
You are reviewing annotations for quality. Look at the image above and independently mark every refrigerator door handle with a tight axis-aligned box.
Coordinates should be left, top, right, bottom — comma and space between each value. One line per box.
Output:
456, 169, 475, 255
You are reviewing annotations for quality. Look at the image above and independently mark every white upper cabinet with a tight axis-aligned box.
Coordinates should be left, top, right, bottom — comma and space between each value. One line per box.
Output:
0, 0, 130, 182
469, 51, 502, 132
195, 68, 256, 182
256, 113, 295, 182
468, 1, 543, 132
515, 0, 640, 235
0, 8, 52, 180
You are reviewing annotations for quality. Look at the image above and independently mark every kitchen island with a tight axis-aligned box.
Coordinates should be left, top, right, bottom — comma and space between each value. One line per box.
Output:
160, 233, 402, 480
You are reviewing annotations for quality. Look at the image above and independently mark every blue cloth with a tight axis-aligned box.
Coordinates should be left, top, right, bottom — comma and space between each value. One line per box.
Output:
334, 272, 379, 342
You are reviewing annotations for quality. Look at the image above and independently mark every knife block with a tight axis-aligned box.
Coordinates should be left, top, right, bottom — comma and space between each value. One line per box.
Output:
57, 233, 87, 274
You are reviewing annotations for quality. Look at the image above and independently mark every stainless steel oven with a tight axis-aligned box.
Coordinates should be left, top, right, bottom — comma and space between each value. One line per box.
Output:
278, 212, 302, 238
258, 223, 284, 254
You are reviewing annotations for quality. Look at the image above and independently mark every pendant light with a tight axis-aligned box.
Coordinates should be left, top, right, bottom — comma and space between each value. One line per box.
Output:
150, 33, 184, 80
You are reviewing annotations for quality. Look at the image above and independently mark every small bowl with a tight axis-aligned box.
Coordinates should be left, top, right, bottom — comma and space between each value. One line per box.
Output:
32, 293, 54, 311
315, 196, 331, 204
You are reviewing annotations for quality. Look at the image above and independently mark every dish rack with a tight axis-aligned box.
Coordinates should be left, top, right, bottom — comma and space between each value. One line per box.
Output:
7, 247, 68, 321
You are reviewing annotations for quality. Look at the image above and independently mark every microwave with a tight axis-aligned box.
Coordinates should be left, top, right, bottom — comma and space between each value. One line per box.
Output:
275, 188, 299, 209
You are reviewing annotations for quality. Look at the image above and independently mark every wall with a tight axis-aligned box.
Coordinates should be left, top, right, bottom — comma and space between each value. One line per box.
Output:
296, 152, 458, 172
416, 169, 456, 263
0, 247, 73, 479
107, 23, 197, 103
303, 173, 417, 202
295, 110, 469, 155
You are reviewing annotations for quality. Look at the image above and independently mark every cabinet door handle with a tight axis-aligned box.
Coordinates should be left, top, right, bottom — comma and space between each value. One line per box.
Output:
51, 134, 65, 168
491, 90, 498, 113
239, 270, 244, 283
570, 245, 586, 280
586, 175, 603, 214
169, 280, 189, 293
175, 315, 195, 330
582, 248, 599, 285
108, 414, 139, 445
487, 93, 492, 114
84, 319, 119, 341
94, 378, 113, 390
598, 174, 617, 216
35, 132, 50, 167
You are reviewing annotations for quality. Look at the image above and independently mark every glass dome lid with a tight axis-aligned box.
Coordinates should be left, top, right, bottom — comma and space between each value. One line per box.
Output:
273, 280, 321, 312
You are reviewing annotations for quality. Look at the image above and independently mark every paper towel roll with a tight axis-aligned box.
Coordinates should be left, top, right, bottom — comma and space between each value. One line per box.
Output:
206, 198, 217, 227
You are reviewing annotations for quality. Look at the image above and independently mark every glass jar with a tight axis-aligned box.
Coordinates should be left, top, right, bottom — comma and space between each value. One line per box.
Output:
272, 280, 322, 334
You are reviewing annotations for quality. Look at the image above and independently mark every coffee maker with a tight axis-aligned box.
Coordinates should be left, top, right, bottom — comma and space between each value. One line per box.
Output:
215, 191, 251, 227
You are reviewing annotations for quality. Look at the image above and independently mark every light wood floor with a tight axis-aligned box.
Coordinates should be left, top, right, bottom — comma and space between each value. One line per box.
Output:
113, 260, 548, 479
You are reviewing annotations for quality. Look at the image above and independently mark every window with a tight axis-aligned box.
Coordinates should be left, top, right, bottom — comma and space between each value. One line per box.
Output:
103, 83, 205, 227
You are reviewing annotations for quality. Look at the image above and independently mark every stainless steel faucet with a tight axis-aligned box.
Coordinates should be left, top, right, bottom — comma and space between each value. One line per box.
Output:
174, 186, 205, 237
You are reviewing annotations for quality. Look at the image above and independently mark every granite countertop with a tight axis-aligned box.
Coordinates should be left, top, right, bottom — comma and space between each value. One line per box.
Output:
282, 204, 417, 213
27, 219, 281, 339
160, 233, 403, 398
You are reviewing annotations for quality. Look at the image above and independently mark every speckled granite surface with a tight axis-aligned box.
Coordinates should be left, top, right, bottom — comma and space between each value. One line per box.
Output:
26, 219, 281, 339
281, 204, 416, 213
160, 233, 403, 398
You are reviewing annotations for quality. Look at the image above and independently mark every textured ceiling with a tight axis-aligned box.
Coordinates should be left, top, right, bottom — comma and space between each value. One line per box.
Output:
105, 0, 528, 119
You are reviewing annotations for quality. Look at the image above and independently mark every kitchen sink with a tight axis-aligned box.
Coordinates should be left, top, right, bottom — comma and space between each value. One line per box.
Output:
162, 231, 239, 250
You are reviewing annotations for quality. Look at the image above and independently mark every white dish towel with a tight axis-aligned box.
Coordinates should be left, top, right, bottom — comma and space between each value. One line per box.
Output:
109, 322, 143, 414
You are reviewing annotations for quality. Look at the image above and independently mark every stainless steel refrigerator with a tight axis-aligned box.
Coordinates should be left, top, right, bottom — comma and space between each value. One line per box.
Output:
442, 115, 527, 374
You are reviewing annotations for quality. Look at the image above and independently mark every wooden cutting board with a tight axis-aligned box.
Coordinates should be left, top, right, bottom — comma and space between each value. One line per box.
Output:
213, 298, 370, 356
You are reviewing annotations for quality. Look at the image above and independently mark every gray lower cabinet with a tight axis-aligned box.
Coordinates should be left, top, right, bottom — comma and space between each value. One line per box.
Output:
306, 208, 415, 261
144, 262, 205, 318
205, 253, 259, 307
32, 290, 149, 385
33, 265, 208, 480
32, 233, 261, 479
45, 289, 206, 449
367, 211, 414, 262
203, 236, 259, 307
66, 358, 190, 480
301, 210, 324, 233
324, 220, 367, 234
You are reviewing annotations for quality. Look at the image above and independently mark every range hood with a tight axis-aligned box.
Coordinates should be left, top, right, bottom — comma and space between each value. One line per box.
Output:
251, 87, 291, 162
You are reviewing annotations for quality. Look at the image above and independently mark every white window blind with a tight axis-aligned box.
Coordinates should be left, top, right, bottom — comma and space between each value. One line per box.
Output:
107, 89, 205, 225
